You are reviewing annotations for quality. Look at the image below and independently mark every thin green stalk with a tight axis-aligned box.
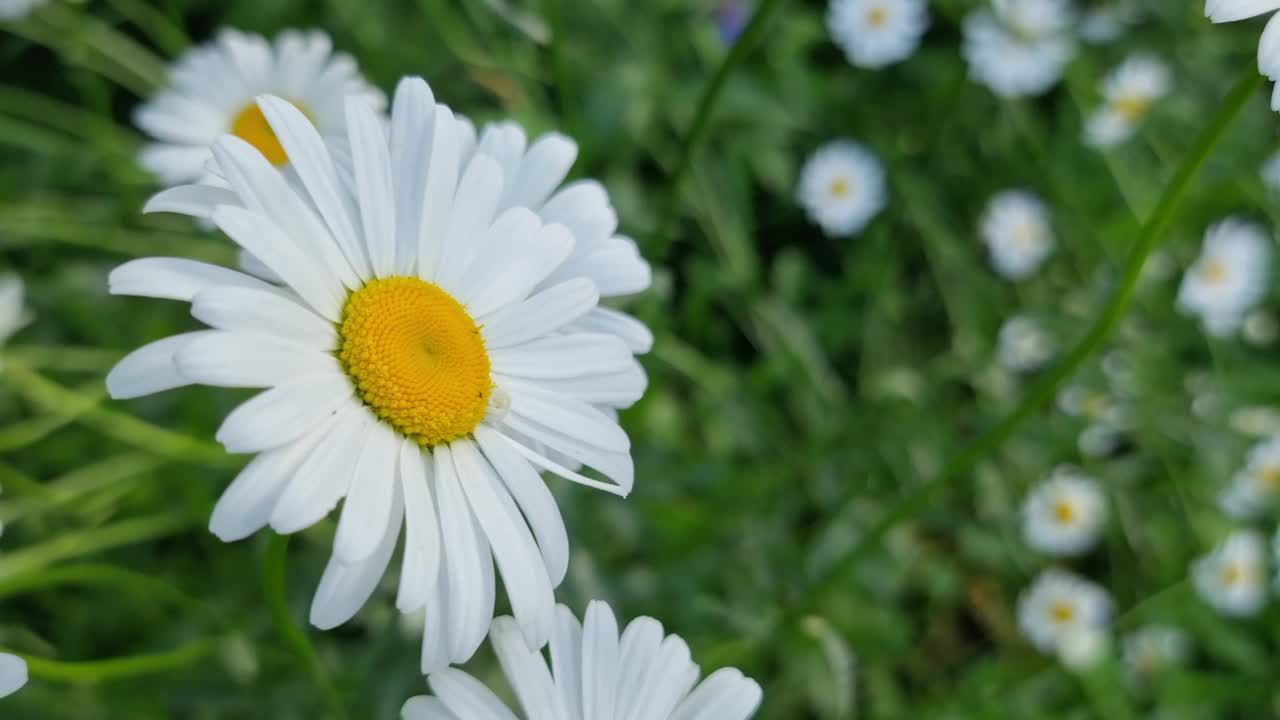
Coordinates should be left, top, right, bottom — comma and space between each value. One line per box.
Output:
0, 563, 215, 625
38, 2, 168, 93
653, 0, 787, 258
102, 0, 190, 57
0, 512, 197, 579
0, 453, 160, 524
2, 346, 123, 373
542, 0, 576, 136
263, 534, 348, 719
787, 67, 1263, 627
5, 638, 218, 683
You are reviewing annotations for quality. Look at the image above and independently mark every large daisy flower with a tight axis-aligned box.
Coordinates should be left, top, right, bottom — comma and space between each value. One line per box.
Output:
1177, 217, 1271, 338
1205, 1, 1280, 108
796, 140, 886, 238
1022, 469, 1107, 557
0, 653, 24, 699
1192, 530, 1268, 617
962, 0, 1076, 98
827, 0, 929, 69
403, 601, 764, 720
108, 77, 649, 671
1084, 54, 1172, 148
135, 28, 386, 186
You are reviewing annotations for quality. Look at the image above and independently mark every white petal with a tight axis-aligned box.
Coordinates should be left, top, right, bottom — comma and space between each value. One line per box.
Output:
389, 78, 437, 275
548, 605, 585, 720
571, 306, 654, 354
495, 366, 646, 408
615, 616, 664, 717
434, 444, 494, 661
310, 477, 404, 630
109, 257, 272, 302
346, 98, 398, 278
143, 184, 239, 219
479, 279, 599, 349
416, 105, 462, 281
581, 600, 620, 720
489, 616, 566, 720
625, 635, 698, 720
174, 330, 341, 388
670, 669, 763, 720
401, 696, 460, 720
454, 207, 544, 307
106, 332, 208, 399
507, 390, 630, 453
334, 420, 401, 564
398, 440, 441, 613
491, 334, 634, 380
434, 154, 504, 294
428, 668, 520, 720
488, 427, 631, 497
215, 375, 354, 453
464, 222, 575, 318
500, 133, 577, 211
269, 405, 369, 533
0, 654, 27, 699
191, 286, 337, 350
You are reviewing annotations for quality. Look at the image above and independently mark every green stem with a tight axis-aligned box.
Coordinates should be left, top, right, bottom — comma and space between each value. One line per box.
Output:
0, 453, 160, 524
38, 2, 168, 93
788, 67, 1264, 626
102, 0, 190, 57
2, 345, 123, 373
4, 638, 218, 683
0, 512, 197, 579
653, 0, 787, 258
263, 534, 348, 719
0, 563, 216, 623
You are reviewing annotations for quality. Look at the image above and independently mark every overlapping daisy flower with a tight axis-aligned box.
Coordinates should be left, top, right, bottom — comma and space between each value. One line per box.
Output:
826, 0, 929, 70
1219, 435, 1280, 518
796, 140, 886, 238
1192, 530, 1268, 617
1017, 568, 1113, 655
962, 0, 1076, 98
403, 601, 763, 720
1205, 0, 1280, 108
108, 77, 650, 671
1022, 469, 1107, 557
1177, 217, 1271, 338
979, 190, 1055, 280
135, 28, 385, 185
1084, 54, 1171, 148
0, 653, 25, 699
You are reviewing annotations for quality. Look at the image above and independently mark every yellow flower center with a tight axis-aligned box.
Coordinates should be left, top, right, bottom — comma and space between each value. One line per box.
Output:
866, 6, 888, 27
1201, 259, 1228, 285
337, 277, 492, 447
1260, 465, 1280, 490
1113, 95, 1149, 122
1052, 499, 1077, 524
1049, 601, 1075, 623
1222, 564, 1243, 587
830, 178, 852, 198
230, 101, 303, 166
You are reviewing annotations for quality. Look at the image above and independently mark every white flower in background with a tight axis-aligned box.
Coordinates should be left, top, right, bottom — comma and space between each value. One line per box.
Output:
1058, 628, 1109, 671
1084, 54, 1172, 148
109, 78, 650, 672
1261, 150, 1280, 191
997, 315, 1056, 372
1219, 436, 1280, 518
403, 601, 764, 720
1204, 1, 1280, 109
0, 274, 28, 354
827, 0, 929, 69
1177, 218, 1271, 339
1079, 3, 1138, 44
0, 653, 24, 698
1193, 530, 1268, 617
980, 190, 1055, 279
962, 0, 1076, 98
1122, 625, 1190, 681
1023, 469, 1107, 557
1275, 527, 1280, 588
1018, 568, 1113, 655
0, 0, 43, 20
797, 140, 886, 237
135, 28, 385, 186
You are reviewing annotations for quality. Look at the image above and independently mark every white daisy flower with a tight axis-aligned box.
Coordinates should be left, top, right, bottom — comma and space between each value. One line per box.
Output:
997, 315, 1056, 372
827, 0, 929, 69
797, 140, 886, 238
1261, 150, 1280, 191
0, 0, 43, 20
1193, 530, 1268, 617
1122, 625, 1189, 681
1218, 435, 1280, 518
403, 601, 764, 720
1177, 218, 1272, 339
1022, 469, 1107, 557
0, 653, 24, 698
962, 0, 1076, 98
0, 274, 28, 354
1084, 54, 1172, 148
1017, 568, 1113, 655
109, 77, 650, 671
1079, 3, 1138, 44
1204, 1, 1280, 109
980, 190, 1055, 279
135, 28, 385, 186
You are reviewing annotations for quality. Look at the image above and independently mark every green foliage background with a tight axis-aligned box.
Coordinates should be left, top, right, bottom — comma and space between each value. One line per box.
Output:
2, 0, 1280, 717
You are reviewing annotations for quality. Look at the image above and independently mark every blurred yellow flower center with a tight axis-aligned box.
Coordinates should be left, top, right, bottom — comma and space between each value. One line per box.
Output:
1201, 259, 1228, 285
1260, 465, 1280, 490
338, 277, 492, 447
231, 102, 297, 166
1081, 393, 1108, 418
830, 178, 852, 198
1052, 500, 1076, 524
1113, 95, 1150, 121
1049, 602, 1075, 623
1222, 564, 1243, 586
866, 6, 887, 27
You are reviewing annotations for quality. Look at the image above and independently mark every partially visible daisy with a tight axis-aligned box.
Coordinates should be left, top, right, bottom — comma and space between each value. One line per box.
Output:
0, 0, 43, 20
403, 601, 764, 720
797, 140, 886, 237
1192, 530, 1268, 617
1219, 435, 1280, 518
0, 653, 24, 698
980, 190, 1055, 279
135, 28, 385, 186
1023, 469, 1107, 557
1177, 218, 1271, 339
1018, 568, 1113, 655
962, 0, 1076, 98
0, 274, 29, 372
827, 0, 929, 69
1079, 3, 1138, 44
1204, 1, 1280, 109
112, 78, 650, 671
1084, 54, 1172, 148
1261, 150, 1280, 191
997, 315, 1056, 372
1122, 625, 1190, 682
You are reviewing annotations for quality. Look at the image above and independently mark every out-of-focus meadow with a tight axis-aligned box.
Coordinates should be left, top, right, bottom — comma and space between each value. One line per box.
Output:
2, 0, 1280, 717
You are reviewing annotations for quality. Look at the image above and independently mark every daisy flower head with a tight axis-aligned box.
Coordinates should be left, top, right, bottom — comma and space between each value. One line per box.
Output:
1193, 530, 1268, 617
1022, 469, 1107, 557
962, 0, 1076, 98
109, 77, 650, 672
1177, 218, 1272, 339
796, 140, 886, 238
403, 601, 764, 720
1084, 54, 1172, 148
827, 0, 929, 69
980, 190, 1055, 279
997, 314, 1056, 372
1018, 568, 1113, 655
135, 28, 385, 186
0, 0, 43, 20
1122, 625, 1190, 682
1218, 435, 1280, 518
0, 653, 24, 698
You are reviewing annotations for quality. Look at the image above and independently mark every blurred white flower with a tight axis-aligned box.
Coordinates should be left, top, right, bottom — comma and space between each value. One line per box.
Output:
0, 653, 24, 698
1079, 3, 1138, 44
1243, 308, 1279, 345
1018, 568, 1113, 655
1218, 436, 1280, 518
828, 0, 929, 69
962, 0, 1076, 98
0, 274, 27, 353
403, 602, 764, 720
981, 191, 1055, 279
1023, 469, 1107, 557
1084, 54, 1172, 148
135, 28, 386, 185
1058, 627, 1110, 671
1229, 405, 1280, 436
1193, 530, 1268, 617
1078, 422, 1124, 458
997, 315, 1056, 372
1122, 625, 1190, 681
797, 140, 886, 237
1204, 1, 1280, 109
0, 0, 42, 19
1261, 150, 1280, 191
1177, 218, 1271, 339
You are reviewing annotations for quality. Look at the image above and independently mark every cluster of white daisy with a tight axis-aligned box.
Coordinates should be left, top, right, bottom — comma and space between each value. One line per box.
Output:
797, 140, 886, 238
826, 0, 929, 69
963, 0, 1076, 98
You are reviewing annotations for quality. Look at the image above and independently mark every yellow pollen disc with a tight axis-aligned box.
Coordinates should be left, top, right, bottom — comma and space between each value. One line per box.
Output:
1113, 95, 1149, 122
1052, 500, 1077, 524
1222, 564, 1243, 587
1201, 259, 1228, 285
338, 276, 492, 447
867, 6, 888, 27
830, 178, 852, 198
1049, 602, 1075, 623
231, 102, 302, 166
1260, 465, 1280, 490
